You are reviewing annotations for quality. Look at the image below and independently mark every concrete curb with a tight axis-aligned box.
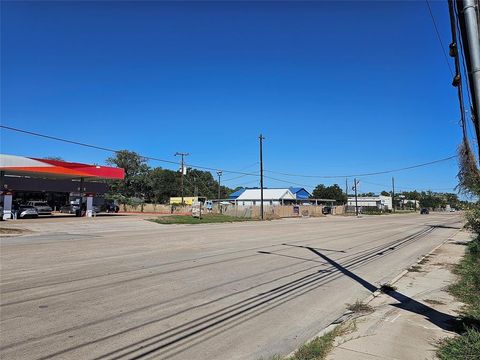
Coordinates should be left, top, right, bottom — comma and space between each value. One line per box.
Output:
286, 229, 463, 358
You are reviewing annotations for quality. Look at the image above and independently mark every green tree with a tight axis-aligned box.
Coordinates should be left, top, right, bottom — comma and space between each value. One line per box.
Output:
312, 184, 347, 203
185, 169, 233, 199
381, 190, 391, 196
358, 192, 375, 197
106, 151, 233, 204
148, 168, 179, 203
106, 150, 151, 200
401, 190, 421, 201
419, 191, 445, 209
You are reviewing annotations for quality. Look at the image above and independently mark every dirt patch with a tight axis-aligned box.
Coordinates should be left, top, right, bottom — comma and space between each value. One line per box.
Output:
0, 228, 28, 236
409, 265, 423, 272
424, 299, 446, 305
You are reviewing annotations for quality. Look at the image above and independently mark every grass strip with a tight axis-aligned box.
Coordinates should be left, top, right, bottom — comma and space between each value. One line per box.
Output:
263, 323, 353, 360
150, 214, 254, 225
437, 238, 480, 360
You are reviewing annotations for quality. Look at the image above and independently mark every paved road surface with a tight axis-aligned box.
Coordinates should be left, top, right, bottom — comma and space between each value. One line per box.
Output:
0, 213, 463, 360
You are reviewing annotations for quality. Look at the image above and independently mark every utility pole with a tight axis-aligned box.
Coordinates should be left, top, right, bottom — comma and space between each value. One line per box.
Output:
217, 170, 222, 213
259, 134, 265, 220
392, 177, 396, 213
461, 0, 480, 136
193, 176, 198, 197
174, 152, 189, 205
345, 178, 348, 205
354, 178, 359, 216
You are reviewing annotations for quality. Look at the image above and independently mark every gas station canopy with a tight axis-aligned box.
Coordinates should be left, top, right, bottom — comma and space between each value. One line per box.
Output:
0, 154, 125, 180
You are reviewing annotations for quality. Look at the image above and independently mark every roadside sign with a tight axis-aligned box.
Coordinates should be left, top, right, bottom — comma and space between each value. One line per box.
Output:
192, 201, 202, 218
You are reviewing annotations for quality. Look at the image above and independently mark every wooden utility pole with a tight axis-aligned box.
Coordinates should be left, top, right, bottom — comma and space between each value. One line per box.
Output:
217, 170, 222, 213
175, 152, 189, 205
259, 134, 265, 220
345, 177, 348, 205
392, 177, 396, 213
354, 178, 359, 216
193, 176, 198, 197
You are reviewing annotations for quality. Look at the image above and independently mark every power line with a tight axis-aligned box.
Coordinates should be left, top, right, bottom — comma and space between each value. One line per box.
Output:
263, 155, 457, 178
0, 125, 180, 165
263, 175, 316, 188
235, 162, 260, 171
361, 179, 456, 192
222, 173, 258, 182
0, 124, 458, 179
221, 162, 260, 182
425, 0, 454, 77
0, 125, 259, 176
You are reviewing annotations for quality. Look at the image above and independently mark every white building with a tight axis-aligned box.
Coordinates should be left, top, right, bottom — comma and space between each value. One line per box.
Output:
235, 188, 296, 206
347, 195, 392, 211
400, 199, 420, 210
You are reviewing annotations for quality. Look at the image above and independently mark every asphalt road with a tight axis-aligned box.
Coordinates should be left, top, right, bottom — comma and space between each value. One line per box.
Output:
0, 213, 464, 360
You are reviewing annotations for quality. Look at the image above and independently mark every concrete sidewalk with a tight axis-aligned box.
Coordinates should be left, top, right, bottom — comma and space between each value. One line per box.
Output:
328, 230, 471, 360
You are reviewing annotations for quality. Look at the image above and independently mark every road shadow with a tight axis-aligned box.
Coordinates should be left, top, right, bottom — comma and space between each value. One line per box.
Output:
284, 243, 461, 332
427, 224, 462, 230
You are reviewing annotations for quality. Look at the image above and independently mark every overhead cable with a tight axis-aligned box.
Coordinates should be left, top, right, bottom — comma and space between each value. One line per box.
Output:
425, 0, 454, 77
1, 124, 457, 179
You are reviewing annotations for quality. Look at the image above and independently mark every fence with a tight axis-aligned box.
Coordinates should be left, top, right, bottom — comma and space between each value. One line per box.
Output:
121, 203, 191, 214
120, 203, 345, 218
345, 205, 388, 215
220, 204, 345, 219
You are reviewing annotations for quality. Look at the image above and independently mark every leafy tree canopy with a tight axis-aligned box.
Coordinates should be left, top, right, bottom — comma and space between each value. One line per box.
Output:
312, 184, 347, 203
106, 150, 233, 204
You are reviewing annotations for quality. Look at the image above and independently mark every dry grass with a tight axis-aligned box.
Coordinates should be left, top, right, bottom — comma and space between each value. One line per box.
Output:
424, 299, 446, 305
346, 300, 374, 314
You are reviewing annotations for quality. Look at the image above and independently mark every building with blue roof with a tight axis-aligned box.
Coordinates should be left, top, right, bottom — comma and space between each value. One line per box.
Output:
288, 187, 312, 200
228, 187, 247, 200
229, 187, 311, 201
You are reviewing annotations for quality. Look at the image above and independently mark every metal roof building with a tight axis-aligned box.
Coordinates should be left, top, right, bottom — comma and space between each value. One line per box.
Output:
288, 187, 311, 200
229, 187, 311, 201
228, 188, 247, 200
235, 188, 296, 206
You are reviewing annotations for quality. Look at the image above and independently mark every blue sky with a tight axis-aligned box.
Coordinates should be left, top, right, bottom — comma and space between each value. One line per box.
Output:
0, 1, 467, 194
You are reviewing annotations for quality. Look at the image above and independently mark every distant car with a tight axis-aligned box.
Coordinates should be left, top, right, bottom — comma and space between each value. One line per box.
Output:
104, 203, 120, 213
322, 206, 332, 215
420, 208, 429, 214
27, 201, 52, 215
60, 204, 80, 214
60, 203, 107, 215
16, 205, 39, 218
